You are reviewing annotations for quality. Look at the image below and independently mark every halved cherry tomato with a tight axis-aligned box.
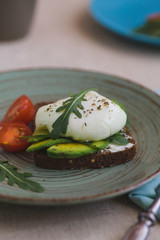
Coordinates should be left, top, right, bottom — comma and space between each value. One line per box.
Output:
0, 122, 33, 152
2, 95, 35, 124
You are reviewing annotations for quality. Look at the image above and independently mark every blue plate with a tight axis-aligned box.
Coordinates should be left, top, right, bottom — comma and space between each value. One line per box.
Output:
90, 0, 160, 45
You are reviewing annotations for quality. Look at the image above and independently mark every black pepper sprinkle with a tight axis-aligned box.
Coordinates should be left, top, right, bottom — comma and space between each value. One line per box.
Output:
104, 101, 109, 106
97, 105, 102, 110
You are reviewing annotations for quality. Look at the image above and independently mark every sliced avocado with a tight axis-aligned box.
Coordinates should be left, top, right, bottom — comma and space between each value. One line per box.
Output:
26, 138, 73, 152
47, 138, 110, 159
27, 125, 50, 143
33, 125, 49, 135
91, 139, 110, 149
47, 142, 98, 158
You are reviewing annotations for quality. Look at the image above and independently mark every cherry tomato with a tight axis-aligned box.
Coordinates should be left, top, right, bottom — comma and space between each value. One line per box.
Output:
2, 95, 35, 124
0, 122, 33, 152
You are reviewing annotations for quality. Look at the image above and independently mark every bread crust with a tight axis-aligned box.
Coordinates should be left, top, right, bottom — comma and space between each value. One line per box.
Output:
32, 102, 136, 170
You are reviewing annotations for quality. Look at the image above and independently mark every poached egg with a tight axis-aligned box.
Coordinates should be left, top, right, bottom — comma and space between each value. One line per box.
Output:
35, 91, 127, 141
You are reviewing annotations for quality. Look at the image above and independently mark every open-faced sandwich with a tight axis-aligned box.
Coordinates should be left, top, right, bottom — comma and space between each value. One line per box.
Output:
26, 89, 136, 170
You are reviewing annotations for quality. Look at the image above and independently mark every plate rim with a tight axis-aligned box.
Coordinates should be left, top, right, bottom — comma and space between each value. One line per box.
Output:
0, 67, 160, 206
0, 66, 159, 99
0, 169, 160, 206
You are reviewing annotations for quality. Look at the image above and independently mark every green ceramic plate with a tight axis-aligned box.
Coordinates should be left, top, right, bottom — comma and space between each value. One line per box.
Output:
0, 68, 160, 205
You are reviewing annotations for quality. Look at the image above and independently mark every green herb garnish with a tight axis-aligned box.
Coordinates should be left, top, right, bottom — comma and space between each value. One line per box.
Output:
108, 132, 128, 145
113, 99, 130, 128
0, 161, 44, 192
126, 117, 130, 129
113, 99, 125, 111
134, 21, 160, 37
51, 89, 95, 139
133, 13, 160, 37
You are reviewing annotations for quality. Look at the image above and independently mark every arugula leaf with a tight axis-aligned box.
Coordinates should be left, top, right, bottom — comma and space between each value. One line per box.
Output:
113, 99, 130, 128
112, 99, 126, 111
108, 133, 128, 145
0, 161, 44, 192
51, 89, 95, 139
126, 116, 130, 129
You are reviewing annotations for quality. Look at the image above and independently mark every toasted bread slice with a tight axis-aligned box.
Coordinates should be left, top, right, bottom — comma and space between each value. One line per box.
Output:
31, 102, 136, 170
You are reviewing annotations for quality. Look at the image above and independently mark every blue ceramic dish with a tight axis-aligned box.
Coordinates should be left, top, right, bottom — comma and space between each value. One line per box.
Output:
90, 0, 160, 45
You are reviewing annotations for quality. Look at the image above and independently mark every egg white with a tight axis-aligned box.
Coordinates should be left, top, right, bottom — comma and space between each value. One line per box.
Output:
35, 91, 127, 141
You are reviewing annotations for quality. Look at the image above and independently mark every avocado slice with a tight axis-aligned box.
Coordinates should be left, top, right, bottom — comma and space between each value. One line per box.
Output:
27, 125, 50, 143
33, 125, 49, 135
47, 139, 110, 158
26, 138, 73, 152
47, 142, 97, 158
89, 139, 110, 150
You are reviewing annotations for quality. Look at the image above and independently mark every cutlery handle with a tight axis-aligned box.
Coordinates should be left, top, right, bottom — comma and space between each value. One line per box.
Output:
121, 212, 156, 240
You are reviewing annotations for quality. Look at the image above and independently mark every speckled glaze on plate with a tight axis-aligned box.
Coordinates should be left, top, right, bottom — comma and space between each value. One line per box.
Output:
0, 68, 160, 205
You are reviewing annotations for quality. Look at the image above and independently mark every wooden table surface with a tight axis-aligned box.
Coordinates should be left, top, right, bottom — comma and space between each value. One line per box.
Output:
0, 1, 159, 239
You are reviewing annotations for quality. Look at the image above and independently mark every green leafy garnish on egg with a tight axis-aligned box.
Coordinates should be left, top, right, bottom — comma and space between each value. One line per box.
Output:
51, 89, 96, 139
108, 132, 128, 145
113, 99, 130, 128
